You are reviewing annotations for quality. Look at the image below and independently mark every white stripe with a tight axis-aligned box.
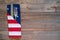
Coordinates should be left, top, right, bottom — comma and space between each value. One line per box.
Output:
8, 24, 21, 28
9, 31, 21, 36
7, 16, 14, 20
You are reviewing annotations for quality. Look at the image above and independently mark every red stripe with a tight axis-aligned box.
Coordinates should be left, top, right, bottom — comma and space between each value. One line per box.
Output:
8, 20, 18, 23
8, 28, 21, 31
7, 13, 21, 38
9, 36, 21, 38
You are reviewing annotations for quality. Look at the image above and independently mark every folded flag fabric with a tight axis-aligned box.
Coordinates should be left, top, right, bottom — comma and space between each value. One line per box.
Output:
7, 4, 21, 38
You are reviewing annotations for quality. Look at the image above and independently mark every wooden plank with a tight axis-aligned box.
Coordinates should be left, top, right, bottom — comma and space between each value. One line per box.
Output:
9, 38, 21, 40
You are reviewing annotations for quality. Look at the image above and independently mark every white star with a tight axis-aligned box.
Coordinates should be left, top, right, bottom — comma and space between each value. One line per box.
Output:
15, 7, 18, 9
15, 15, 19, 18
16, 16, 19, 17
7, 8, 9, 10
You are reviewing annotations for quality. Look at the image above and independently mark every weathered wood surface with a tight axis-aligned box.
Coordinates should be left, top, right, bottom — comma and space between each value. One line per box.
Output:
21, 12, 60, 40
0, 0, 60, 40
0, 6, 9, 40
